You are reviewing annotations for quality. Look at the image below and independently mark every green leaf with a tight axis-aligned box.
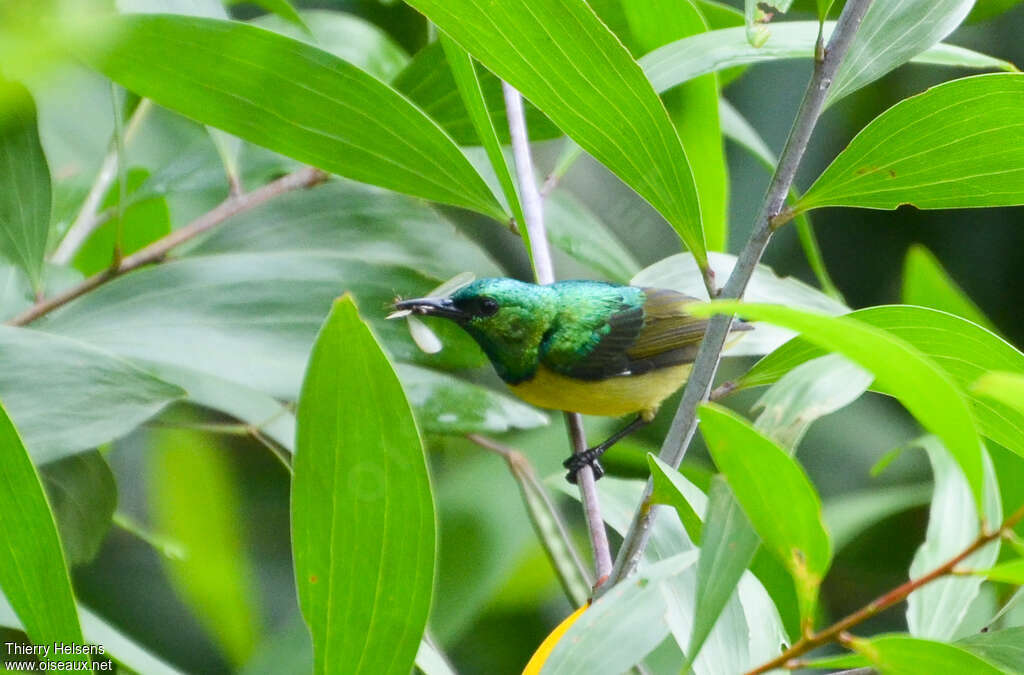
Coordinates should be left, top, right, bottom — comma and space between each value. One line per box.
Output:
231, 0, 308, 32
853, 634, 1004, 675
974, 371, 1024, 416
903, 244, 996, 332
149, 427, 259, 666
745, 0, 792, 47
698, 403, 831, 625
251, 10, 409, 82
0, 80, 50, 292
647, 454, 705, 543
969, 0, 1024, 23
437, 35, 527, 255
546, 191, 641, 284
824, 483, 933, 552
0, 402, 88, 668
40, 253, 487, 398
540, 552, 699, 675
800, 74, 1024, 213
906, 438, 1001, 640
405, 0, 708, 269
741, 306, 1024, 470
828, 0, 976, 105
957, 627, 1024, 673
83, 15, 506, 219
41, 451, 116, 567
687, 475, 760, 665
694, 302, 988, 511
971, 559, 1024, 584
0, 325, 184, 464
292, 296, 435, 675
640, 22, 1015, 98
116, 0, 226, 16
397, 364, 548, 434
623, 0, 729, 251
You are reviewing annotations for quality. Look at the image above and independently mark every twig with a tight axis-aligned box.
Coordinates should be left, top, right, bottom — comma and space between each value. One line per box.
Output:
746, 502, 1024, 675
467, 433, 592, 605
502, 82, 614, 586
51, 99, 154, 265
7, 167, 328, 327
607, 0, 875, 587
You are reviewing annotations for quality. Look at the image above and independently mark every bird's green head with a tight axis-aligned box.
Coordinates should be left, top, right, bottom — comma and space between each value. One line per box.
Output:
393, 278, 557, 383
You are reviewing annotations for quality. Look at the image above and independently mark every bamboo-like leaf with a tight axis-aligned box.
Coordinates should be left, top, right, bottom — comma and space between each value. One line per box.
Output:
800, 74, 1024, 212
852, 634, 1004, 674
0, 81, 50, 292
957, 627, 1024, 673
974, 371, 1024, 416
693, 302, 988, 510
648, 454, 705, 543
42, 451, 116, 567
232, 0, 308, 32
405, 0, 708, 269
83, 15, 506, 219
903, 244, 996, 332
970, 559, 1024, 584
698, 403, 831, 625
0, 401, 89, 669
292, 296, 435, 675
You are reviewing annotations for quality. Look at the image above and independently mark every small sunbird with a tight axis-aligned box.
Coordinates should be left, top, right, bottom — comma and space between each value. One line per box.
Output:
391, 278, 751, 483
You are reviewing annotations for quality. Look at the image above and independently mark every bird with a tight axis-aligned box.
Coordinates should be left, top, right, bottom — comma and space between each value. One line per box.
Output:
392, 277, 751, 483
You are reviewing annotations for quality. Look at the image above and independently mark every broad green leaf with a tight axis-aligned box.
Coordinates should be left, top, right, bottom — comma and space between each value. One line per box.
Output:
971, 559, 1024, 584
958, 627, 1024, 673
632, 251, 848, 357
1, 261, 31, 320
648, 454, 705, 543
640, 23, 1015, 99
546, 191, 641, 283
687, 475, 760, 665
397, 364, 548, 434
438, 35, 527, 256
903, 244, 996, 332
906, 438, 1001, 640
230, 0, 307, 31
0, 325, 184, 464
42, 451, 116, 567
84, 15, 506, 219
969, 0, 1024, 22
40, 253, 487, 398
740, 306, 1024, 467
392, 42, 562, 145
698, 403, 831, 624
824, 483, 933, 552
251, 10, 408, 82
405, 0, 708, 269
0, 402, 88, 669
853, 634, 1004, 675
292, 296, 435, 675
974, 371, 1024, 416
624, 0, 729, 251
540, 552, 699, 675
150, 428, 259, 666
745, 0, 792, 47
800, 74, 1024, 213
0, 81, 50, 292
693, 302, 988, 510
828, 0, 976, 105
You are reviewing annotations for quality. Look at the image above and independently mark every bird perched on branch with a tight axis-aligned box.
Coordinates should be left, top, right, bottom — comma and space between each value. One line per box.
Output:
392, 278, 750, 483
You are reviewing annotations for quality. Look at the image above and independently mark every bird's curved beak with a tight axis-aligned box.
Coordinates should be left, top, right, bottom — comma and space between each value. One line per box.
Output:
389, 296, 467, 321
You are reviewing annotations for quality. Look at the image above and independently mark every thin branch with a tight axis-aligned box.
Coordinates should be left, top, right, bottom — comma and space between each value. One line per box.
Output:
468, 433, 592, 606
747, 501, 1024, 675
502, 82, 614, 586
607, 0, 875, 588
7, 167, 328, 327
51, 99, 154, 265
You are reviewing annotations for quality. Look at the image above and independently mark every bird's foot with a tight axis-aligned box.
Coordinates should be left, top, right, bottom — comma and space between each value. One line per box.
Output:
563, 449, 605, 484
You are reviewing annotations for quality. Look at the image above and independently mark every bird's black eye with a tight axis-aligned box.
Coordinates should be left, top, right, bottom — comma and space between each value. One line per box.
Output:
479, 297, 499, 316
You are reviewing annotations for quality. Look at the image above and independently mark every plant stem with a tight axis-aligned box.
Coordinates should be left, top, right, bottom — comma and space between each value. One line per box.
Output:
502, 82, 614, 585
747, 501, 1024, 675
606, 0, 874, 587
7, 166, 328, 327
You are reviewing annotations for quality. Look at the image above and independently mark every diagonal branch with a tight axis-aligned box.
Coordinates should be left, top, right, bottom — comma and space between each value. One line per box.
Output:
502, 82, 614, 585
607, 0, 875, 587
7, 166, 328, 327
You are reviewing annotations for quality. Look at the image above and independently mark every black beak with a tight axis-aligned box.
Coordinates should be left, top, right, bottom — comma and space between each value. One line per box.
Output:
391, 297, 467, 321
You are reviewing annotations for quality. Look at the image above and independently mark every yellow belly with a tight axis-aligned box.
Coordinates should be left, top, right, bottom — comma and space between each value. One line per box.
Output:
508, 364, 693, 420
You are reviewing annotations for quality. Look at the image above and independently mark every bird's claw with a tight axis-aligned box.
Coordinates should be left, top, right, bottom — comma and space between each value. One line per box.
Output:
563, 450, 605, 484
